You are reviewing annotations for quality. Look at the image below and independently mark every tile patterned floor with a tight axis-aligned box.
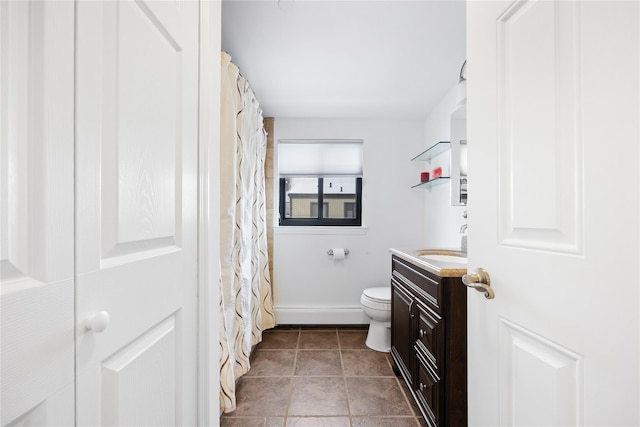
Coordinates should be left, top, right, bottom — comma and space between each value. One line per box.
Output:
220, 327, 427, 427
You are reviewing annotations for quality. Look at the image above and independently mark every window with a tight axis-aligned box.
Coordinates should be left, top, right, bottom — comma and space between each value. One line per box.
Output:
278, 140, 363, 226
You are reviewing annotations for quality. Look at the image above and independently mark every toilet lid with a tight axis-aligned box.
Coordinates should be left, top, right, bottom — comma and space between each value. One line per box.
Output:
363, 287, 391, 303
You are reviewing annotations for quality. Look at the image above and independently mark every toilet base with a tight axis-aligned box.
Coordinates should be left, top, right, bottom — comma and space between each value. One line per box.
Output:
365, 320, 391, 353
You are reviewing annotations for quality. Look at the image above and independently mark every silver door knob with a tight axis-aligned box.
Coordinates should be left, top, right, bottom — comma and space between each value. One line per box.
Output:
85, 310, 110, 333
462, 267, 495, 299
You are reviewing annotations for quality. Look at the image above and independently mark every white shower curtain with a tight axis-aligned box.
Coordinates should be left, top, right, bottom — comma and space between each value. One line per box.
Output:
219, 51, 276, 413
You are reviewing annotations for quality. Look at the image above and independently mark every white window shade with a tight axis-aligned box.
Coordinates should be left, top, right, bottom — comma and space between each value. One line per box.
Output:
278, 140, 363, 177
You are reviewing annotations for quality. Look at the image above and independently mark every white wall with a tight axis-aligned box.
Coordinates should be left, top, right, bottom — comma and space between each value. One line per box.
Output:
422, 86, 468, 249
273, 119, 426, 324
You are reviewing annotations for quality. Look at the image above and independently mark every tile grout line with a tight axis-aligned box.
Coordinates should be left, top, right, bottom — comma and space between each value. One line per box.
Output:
283, 327, 301, 423
336, 328, 355, 426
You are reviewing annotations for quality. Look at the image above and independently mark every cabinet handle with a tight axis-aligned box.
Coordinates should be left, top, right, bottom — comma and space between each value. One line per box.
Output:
419, 382, 426, 391
419, 329, 425, 338
408, 299, 415, 318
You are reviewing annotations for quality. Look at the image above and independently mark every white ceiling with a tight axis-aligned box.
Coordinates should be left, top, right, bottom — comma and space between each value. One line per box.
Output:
221, 1, 466, 119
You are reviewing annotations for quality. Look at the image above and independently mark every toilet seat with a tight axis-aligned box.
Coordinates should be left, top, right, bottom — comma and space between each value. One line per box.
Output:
361, 287, 391, 312
362, 287, 391, 304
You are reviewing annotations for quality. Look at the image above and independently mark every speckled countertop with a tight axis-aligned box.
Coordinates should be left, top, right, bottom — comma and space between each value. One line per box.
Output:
390, 248, 468, 278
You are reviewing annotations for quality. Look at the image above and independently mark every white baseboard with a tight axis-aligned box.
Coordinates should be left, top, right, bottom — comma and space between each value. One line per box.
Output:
275, 306, 369, 325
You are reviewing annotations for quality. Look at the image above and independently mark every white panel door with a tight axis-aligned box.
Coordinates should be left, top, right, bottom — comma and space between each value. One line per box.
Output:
0, 2, 76, 425
467, 1, 639, 425
75, 1, 199, 425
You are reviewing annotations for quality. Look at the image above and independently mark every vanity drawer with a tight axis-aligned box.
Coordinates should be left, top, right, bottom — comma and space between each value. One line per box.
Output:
392, 257, 442, 313
415, 362, 443, 427
416, 301, 444, 373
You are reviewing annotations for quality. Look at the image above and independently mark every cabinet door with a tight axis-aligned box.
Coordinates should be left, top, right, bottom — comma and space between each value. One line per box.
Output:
416, 301, 444, 375
391, 278, 414, 384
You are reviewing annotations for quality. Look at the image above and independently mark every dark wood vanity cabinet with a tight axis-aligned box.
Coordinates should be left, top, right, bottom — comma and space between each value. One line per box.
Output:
390, 255, 467, 427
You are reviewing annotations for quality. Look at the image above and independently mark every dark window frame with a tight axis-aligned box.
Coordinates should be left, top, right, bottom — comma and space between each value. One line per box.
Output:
279, 177, 362, 226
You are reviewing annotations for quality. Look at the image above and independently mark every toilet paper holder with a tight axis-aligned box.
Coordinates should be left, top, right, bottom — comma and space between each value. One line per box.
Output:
327, 249, 349, 256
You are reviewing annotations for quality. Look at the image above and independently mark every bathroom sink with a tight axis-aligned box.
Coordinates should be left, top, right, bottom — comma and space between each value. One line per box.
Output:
390, 248, 467, 277
420, 254, 467, 264
413, 249, 467, 264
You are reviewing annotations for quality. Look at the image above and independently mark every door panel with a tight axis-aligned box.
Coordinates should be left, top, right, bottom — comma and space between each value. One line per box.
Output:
102, 0, 180, 261
468, 1, 639, 425
391, 278, 414, 384
75, 1, 199, 425
496, 0, 582, 254
498, 318, 583, 425
0, 1, 75, 425
101, 316, 177, 426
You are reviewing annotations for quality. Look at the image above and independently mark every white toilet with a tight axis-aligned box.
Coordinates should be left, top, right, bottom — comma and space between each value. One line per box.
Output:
360, 287, 392, 352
